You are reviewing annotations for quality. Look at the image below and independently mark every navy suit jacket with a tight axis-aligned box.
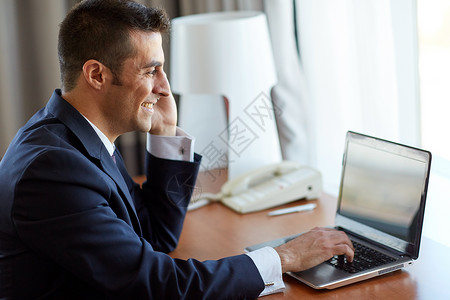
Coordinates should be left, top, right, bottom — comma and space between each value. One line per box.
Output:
0, 90, 264, 299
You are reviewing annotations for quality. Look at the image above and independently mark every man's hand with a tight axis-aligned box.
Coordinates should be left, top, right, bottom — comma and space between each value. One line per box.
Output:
274, 227, 354, 273
149, 92, 177, 136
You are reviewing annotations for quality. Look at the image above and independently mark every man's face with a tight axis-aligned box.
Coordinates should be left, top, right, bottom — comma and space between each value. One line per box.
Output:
103, 31, 169, 136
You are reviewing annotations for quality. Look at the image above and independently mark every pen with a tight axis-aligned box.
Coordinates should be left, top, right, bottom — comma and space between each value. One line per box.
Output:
267, 203, 317, 216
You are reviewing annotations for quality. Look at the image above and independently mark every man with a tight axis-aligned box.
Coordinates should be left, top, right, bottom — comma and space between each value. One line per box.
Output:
0, 0, 354, 299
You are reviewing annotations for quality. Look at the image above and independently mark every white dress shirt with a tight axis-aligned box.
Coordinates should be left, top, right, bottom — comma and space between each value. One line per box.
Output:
83, 118, 285, 297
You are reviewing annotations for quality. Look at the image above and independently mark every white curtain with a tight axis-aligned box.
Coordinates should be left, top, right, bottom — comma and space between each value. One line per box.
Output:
296, 0, 420, 193
264, 0, 310, 164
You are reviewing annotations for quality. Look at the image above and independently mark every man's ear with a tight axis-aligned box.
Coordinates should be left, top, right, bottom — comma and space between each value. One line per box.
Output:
82, 60, 110, 90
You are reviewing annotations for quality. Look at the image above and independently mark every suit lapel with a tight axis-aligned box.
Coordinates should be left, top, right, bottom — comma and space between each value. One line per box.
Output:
99, 146, 137, 214
99, 148, 143, 235
46, 90, 141, 233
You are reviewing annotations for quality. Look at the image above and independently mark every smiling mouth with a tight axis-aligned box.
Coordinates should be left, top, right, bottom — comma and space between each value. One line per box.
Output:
141, 102, 154, 112
141, 102, 153, 108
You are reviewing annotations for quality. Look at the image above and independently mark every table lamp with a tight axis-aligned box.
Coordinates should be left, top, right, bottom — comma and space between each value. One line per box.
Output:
170, 11, 282, 179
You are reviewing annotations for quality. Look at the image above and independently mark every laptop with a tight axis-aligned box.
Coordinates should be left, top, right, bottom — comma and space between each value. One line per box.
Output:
245, 131, 432, 289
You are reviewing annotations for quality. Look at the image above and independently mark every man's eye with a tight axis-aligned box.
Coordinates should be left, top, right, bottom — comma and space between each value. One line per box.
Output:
146, 69, 158, 76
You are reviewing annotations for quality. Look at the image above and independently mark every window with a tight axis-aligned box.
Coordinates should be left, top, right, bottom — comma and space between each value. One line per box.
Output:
296, 0, 450, 247
418, 0, 450, 247
296, 0, 419, 192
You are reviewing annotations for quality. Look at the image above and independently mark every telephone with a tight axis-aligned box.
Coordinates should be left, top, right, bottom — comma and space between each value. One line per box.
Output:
189, 161, 322, 214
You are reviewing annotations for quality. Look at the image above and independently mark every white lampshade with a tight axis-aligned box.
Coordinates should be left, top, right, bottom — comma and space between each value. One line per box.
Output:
171, 11, 277, 96
170, 11, 282, 179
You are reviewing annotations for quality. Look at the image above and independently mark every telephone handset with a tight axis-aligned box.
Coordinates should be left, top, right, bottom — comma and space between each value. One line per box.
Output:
189, 161, 322, 213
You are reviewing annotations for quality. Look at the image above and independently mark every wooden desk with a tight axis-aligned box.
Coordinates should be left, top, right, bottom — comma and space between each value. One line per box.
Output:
135, 171, 450, 299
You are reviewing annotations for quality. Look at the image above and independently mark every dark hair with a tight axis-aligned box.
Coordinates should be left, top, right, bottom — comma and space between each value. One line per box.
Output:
58, 0, 170, 91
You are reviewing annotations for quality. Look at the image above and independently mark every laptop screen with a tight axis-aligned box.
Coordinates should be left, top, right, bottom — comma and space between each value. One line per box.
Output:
336, 131, 431, 258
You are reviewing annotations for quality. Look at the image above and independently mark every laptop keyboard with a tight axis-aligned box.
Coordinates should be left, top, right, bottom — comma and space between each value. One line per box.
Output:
326, 240, 396, 273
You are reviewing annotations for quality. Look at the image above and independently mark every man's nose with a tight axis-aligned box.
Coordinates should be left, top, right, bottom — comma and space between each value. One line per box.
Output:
154, 72, 170, 97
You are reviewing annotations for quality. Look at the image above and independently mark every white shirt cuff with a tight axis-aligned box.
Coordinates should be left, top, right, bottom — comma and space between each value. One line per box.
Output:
246, 246, 285, 296
146, 128, 195, 162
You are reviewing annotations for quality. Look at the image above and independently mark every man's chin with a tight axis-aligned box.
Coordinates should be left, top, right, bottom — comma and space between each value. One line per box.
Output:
141, 125, 151, 133
137, 120, 152, 133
